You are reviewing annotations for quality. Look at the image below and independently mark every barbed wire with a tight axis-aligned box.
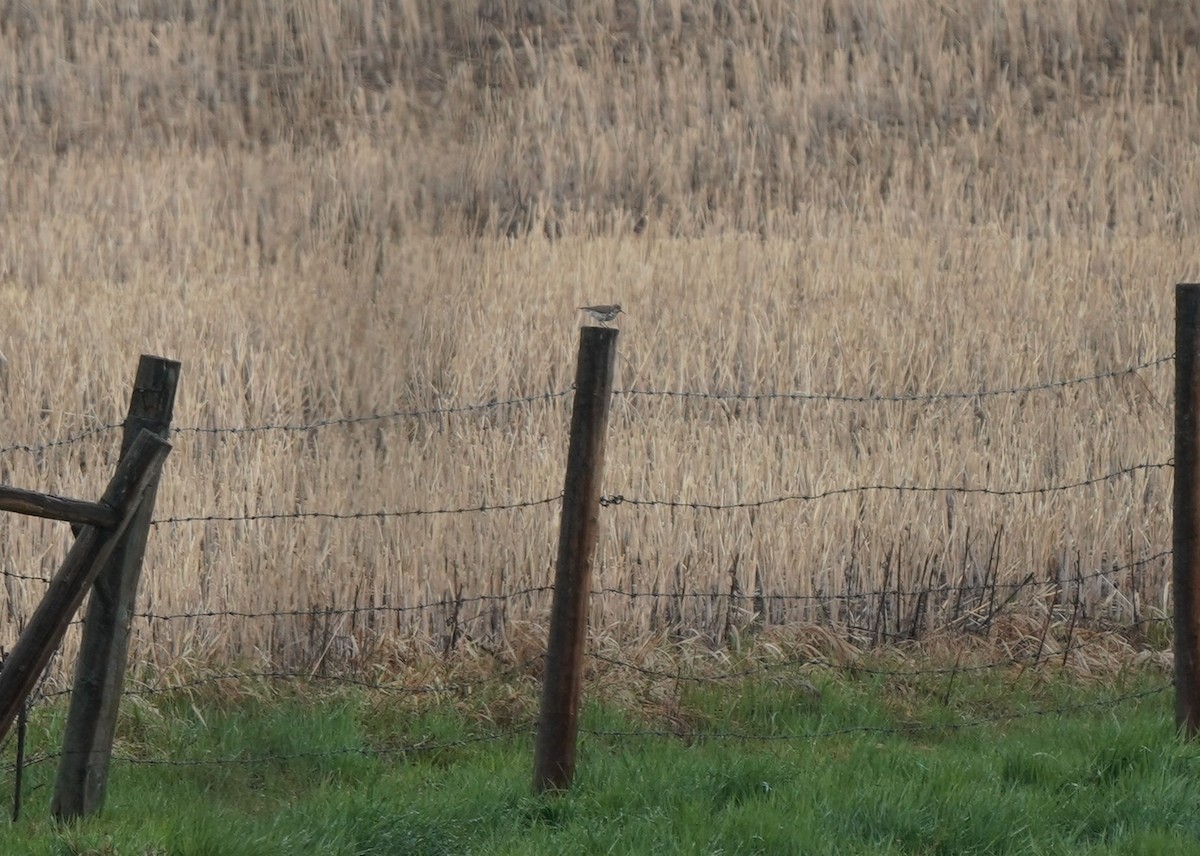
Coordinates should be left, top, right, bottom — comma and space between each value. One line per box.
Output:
0, 511, 1162, 636
594, 549, 1172, 604
4, 564, 1161, 638
0, 422, 124, 456
615, 355, 1174, 405
0, 391, 574, 457
133, 586, 554, 623
149, 494, 562, 526
600, 461, 1172, 511
0, 355, 1170, 456
0, 544, 1164, 625
0, 568, 53, 584
121, 549, 1167, 626
173, 389, 574, 437
129, 461, 1169, 529
0, 355, 1178, 786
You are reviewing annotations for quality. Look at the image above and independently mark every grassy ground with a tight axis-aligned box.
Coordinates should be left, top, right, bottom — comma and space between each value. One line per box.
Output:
0, 651, 1191, 855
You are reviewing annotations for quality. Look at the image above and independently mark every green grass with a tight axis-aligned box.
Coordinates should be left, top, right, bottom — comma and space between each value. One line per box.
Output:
1, 662, 1197, 855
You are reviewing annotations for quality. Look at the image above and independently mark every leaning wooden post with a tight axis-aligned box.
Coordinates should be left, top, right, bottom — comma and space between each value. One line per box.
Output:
53, 355, 180, 820
1176, 285, 1200, 737
533, 326, 618, 792
0, 430, 171, 743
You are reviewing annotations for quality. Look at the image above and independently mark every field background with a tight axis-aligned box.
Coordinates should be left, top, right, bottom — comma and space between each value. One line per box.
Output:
0, 0, 1197, 679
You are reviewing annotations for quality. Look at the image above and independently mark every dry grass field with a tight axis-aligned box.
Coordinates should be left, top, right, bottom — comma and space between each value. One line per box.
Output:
0, 1, 1197, 677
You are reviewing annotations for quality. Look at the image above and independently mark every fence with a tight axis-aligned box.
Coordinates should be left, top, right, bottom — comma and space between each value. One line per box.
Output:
5, 361, 1171, 642
0, 287, 1191, 810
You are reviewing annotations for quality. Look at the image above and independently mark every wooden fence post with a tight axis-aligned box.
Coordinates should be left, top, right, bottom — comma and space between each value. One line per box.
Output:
1176, 284, 1200, 737
533, 326, 618, 793
0, 430, 172, 743
53, 355, 180, 820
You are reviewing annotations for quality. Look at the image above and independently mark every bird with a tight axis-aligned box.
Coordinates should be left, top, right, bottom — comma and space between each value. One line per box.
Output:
579, 304, 624, 327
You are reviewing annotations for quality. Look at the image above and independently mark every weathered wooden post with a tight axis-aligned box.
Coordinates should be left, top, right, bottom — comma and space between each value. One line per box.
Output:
53, 355, 179, 819
0, 430, 172, 742
1176, 284, 1200, 737
533, 326, 618, 792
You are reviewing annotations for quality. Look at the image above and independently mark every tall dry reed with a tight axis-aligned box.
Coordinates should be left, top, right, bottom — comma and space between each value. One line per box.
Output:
0, 1, 1194, 677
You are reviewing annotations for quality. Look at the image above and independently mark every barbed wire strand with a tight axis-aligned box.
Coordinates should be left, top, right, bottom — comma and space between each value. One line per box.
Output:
600, 461, 1172, 511
149, 494, 562, 526
594, 548, 1173, 604
133, 586, 555, 623
132, 461, 1169, 530
174, 390, 575, 437
0, 356, 1176, 781
116, 547, 1167, 625
616, 355, 1174, 404
2, 547, 1165, 629
0, 422, 124, 456
0, 354, 1171, 455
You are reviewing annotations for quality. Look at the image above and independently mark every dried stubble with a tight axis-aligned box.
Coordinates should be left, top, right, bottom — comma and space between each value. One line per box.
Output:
0, 1, 1194, 677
